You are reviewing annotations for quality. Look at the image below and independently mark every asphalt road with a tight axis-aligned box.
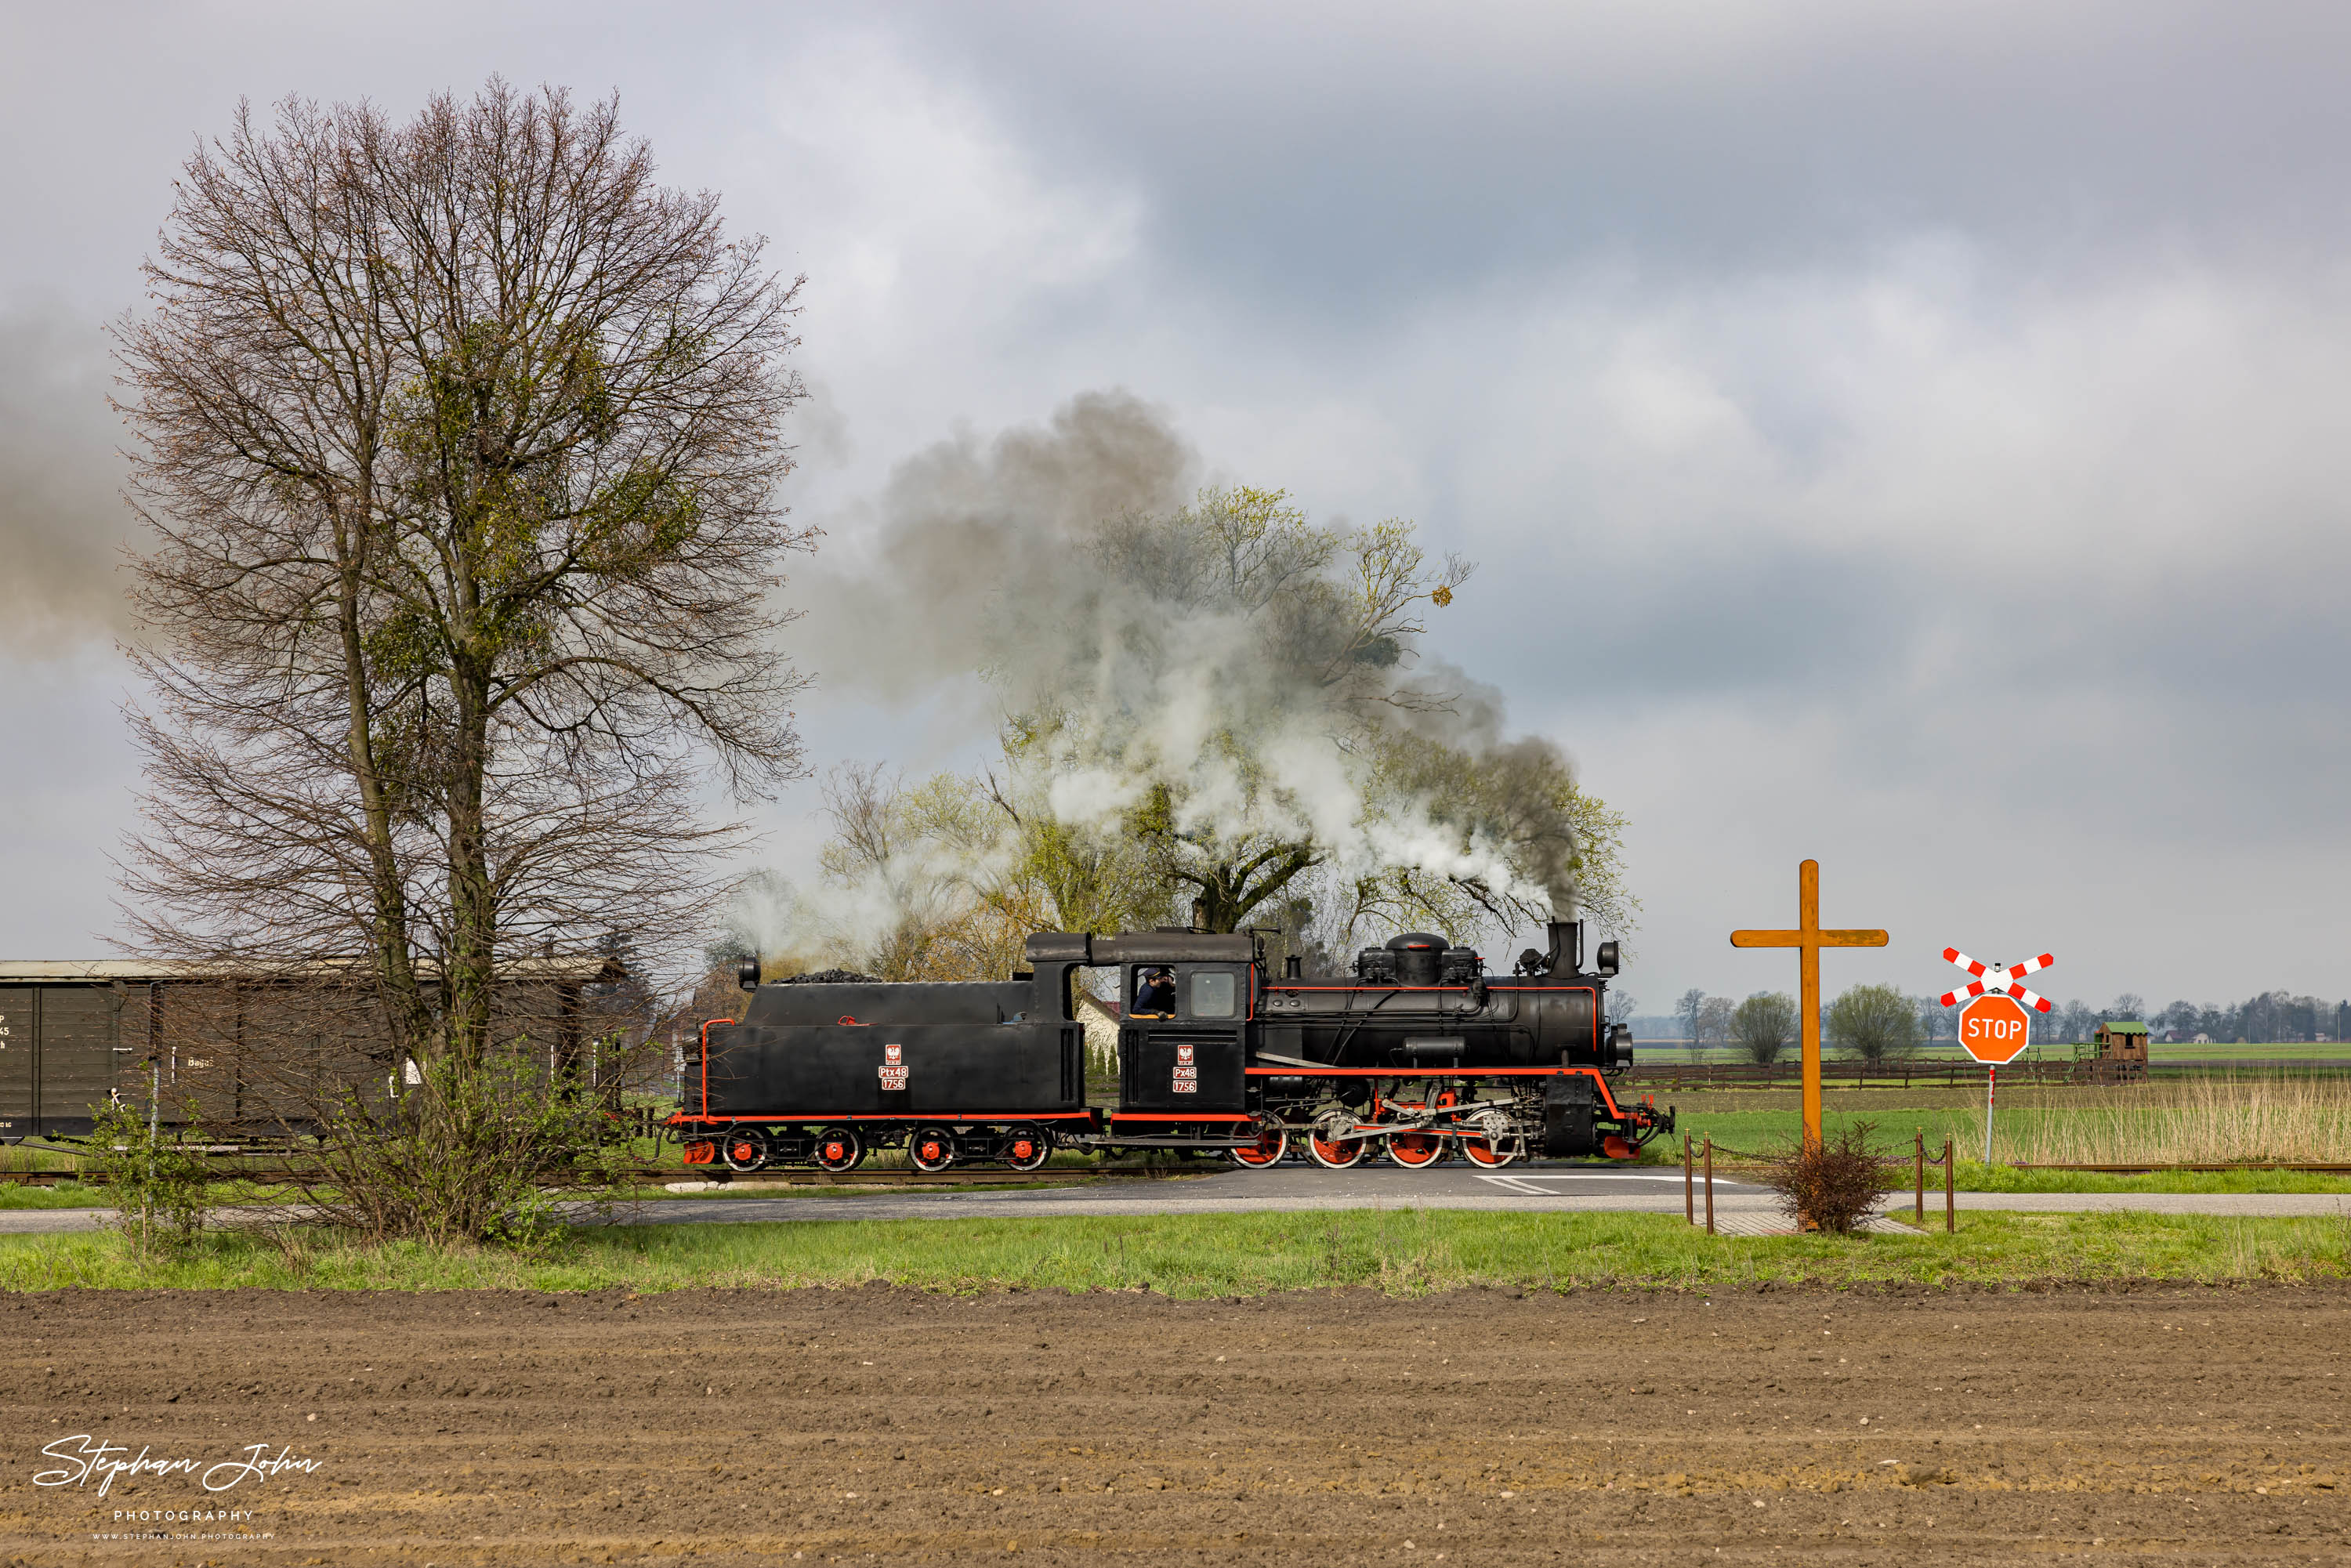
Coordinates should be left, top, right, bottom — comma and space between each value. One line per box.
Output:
621, 1161, 1771, 1225
2, 1160, 2344, 1233
0, 1161, 1762, 1233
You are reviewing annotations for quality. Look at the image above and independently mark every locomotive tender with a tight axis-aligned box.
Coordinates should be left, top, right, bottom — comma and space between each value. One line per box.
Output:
671, 918, 1670, 1173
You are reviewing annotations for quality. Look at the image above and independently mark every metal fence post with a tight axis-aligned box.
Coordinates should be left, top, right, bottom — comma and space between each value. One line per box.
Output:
1704, 1136, 1715, 1235
1914, 1130, 1925, 1222
1943, 1137, 1955, 1233
1683, 1133, 1694, 1225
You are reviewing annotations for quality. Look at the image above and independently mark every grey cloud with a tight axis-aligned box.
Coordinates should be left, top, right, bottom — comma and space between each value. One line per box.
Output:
882, 1, 2351, 314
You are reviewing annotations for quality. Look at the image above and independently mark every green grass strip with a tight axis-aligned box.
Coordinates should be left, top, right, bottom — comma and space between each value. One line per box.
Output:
5, 1209, 2350, 1295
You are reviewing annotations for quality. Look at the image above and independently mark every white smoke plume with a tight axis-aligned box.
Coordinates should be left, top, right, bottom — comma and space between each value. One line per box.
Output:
784, 389, 1598, 951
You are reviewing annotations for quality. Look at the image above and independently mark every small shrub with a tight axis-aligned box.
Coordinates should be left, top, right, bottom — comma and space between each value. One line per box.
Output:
89, 1099, 212, 1255
1764, 1121, 1896, 1234
295, 1047, 632, 1248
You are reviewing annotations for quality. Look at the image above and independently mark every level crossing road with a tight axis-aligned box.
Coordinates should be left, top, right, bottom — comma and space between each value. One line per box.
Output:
2, 1164, 2346, 1232
0, 1161, 1762, 1233
618, 1161, 1776, 1226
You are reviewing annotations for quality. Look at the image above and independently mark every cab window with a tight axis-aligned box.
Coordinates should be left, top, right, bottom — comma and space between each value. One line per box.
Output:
1131, 966, 1177, 1018
1190, 970, 1237, 1019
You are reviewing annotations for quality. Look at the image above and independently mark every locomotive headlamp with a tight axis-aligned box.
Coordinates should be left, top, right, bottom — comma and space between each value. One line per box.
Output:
737, 957, 761, 990
1595, 940, 1620, 977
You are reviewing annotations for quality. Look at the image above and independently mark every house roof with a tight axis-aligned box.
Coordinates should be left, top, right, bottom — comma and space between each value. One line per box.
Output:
2098, 1020, 2150, 1035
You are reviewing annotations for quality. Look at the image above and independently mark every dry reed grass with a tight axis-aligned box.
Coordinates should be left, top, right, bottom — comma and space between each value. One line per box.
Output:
1964, 1074, 2351, 1164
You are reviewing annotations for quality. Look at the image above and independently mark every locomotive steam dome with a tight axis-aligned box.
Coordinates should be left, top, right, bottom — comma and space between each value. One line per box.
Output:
1385, 932, 1447, 986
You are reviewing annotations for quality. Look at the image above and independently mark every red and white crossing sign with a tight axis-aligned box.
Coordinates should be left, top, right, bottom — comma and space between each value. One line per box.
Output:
1939, 947, 2056, 1014
1957, 994, 2034, 1065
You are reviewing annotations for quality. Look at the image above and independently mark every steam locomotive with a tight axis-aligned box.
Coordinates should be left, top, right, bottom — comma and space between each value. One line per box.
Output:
668, 918, 1671, 1172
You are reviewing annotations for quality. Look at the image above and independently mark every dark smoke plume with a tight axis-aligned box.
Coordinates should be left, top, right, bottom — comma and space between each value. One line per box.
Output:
0, 300, 135, 650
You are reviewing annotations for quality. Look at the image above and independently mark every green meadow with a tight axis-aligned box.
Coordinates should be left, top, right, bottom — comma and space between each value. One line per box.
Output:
4, 1208, 2348, 1294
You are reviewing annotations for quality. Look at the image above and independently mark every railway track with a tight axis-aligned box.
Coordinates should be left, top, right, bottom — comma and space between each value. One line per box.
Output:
0, 1163, 1202, 1190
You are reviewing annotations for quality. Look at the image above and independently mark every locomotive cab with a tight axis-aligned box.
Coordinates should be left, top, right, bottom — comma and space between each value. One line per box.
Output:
1096, 931, 1259, 1123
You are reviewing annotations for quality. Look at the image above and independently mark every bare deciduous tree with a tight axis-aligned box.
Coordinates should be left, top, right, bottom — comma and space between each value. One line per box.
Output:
1825, 983, 1923, 1067
1731, 990, 1797, 1064
114, 81, 810, 1239
1675, 989, 1706, 1047
1695, 995, 1736, 1052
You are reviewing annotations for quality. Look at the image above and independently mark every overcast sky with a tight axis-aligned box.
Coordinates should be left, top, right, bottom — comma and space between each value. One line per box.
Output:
4, 1, 2349, 1012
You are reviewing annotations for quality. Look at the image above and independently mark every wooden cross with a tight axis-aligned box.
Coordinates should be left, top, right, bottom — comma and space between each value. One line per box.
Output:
1730, 859, 1889, 1149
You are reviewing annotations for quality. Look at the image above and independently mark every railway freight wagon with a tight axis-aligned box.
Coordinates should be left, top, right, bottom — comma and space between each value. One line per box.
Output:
673, 920, 1671, 1172
0, 957, 624, 1141
0, 965, 150, 1139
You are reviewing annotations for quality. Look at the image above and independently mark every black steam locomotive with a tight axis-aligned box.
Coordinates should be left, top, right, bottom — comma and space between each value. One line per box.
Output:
669, 919, 1670, 1172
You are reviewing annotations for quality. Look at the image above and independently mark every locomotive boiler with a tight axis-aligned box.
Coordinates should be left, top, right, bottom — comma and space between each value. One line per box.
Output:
670, 918, 1671, 1172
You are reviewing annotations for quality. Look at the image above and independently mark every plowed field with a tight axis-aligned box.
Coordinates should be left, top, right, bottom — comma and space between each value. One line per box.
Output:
4, 1284, 2347, 1564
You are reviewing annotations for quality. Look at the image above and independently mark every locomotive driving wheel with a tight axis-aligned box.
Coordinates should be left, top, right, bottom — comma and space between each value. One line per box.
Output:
1226, 1117, 1288, 1168
907, 1125, 957, 1174
813, 1125, 864, 1174
721, 1127, 770, 1173
1458, 1109, 1523, 1168
1383, 1126, 1446, 1168
1306, 1110, 1367, 1168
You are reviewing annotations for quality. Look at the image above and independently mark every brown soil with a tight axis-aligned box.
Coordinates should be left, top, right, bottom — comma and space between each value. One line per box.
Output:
3, 1284, 2348, 1565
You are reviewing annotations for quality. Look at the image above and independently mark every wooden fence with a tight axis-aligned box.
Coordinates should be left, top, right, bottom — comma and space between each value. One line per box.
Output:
1626, 1059, 2155, 1091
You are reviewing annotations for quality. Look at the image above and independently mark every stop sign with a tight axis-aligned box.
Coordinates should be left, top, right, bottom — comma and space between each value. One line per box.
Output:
1958, 993, 2034, 1065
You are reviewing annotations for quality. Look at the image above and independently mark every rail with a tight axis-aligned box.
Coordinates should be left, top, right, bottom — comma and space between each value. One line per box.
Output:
0, 1161, 1201, 1190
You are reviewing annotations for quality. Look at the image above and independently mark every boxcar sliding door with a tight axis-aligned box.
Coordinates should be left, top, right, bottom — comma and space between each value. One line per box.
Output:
38, 986, 129, 1135
0, 988, 30, 1139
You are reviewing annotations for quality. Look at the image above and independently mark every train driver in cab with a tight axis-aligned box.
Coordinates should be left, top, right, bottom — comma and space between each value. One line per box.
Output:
1132, 966, 1177, 1018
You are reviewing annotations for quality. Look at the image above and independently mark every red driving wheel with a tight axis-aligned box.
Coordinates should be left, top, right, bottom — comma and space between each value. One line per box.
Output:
1385, 1130, 1444, 1168
1307, 1126, 1367, 1168
1227, 1120, 1289, 1168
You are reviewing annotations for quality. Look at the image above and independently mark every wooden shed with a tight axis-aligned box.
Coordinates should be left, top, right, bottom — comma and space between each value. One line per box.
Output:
2091, 1020, 2150, 1063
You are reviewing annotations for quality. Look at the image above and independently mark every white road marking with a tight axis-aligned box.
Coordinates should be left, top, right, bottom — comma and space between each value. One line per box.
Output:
1473, 1171, 1717, 1192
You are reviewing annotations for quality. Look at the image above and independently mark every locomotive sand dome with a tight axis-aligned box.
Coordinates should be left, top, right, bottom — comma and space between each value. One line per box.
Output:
670, 919, 1670, 1171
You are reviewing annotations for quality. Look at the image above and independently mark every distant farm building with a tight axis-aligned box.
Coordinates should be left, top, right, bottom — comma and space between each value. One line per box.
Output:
2088, 1019, 2150, 1077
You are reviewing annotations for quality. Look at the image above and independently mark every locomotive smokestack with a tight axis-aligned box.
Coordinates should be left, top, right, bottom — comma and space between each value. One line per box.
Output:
1546, 920, 1582, 975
